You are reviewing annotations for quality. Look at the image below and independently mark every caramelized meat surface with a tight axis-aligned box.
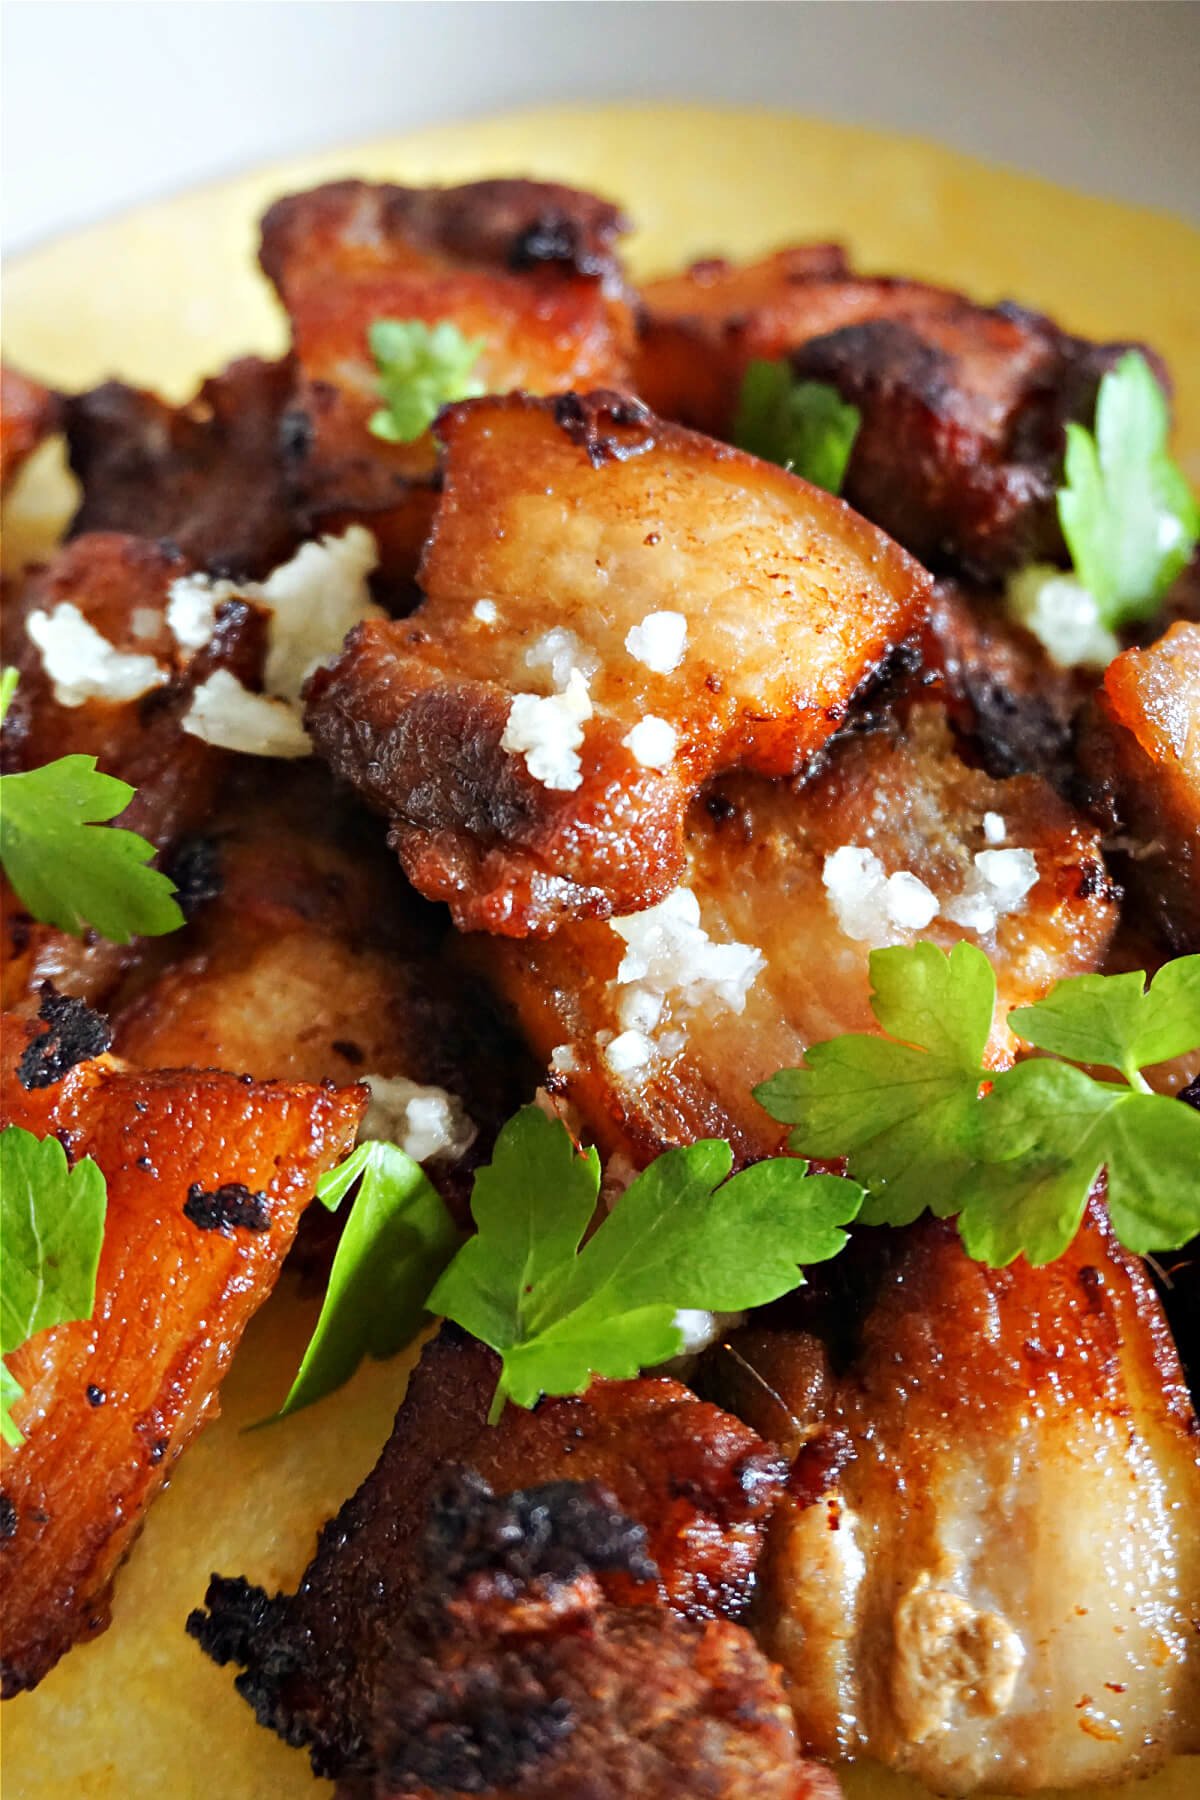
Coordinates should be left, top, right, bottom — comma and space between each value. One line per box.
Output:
0, 1017, 363, 1695
487, 704, 1117, 1166
188, 1327, 785, 1778
0, 364, 59, 492
259, 178, 634, 586
636, 261, 1159, 579
307, 391, 930, 935
325, 1471, 833, 1800
1, 533, 262, 1009
64, 357, 300, 579
701, 1210, 1200, 1792
1079, 619, 1200, 951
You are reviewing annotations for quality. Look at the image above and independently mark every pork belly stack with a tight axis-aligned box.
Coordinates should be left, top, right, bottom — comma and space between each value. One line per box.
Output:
0, 1011, 364, 1694
637, 253, 1164, 580
307, 390, 931, 934
259, 178, 635, 588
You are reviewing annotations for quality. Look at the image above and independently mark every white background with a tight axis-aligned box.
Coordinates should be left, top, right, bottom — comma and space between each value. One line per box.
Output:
3, 0, 1199, 256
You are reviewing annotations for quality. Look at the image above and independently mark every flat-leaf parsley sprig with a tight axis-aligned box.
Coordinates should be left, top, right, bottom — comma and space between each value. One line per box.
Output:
757, 944, 1200, 1268
367, 318, 486, 445
733, 363, 861, 495
0, 669, 184, 942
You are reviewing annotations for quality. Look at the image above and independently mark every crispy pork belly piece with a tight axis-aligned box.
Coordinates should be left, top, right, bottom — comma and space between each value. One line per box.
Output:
697, 1209, 1200, 1792
0, 364, 59, 491
636, 260, 1159, 579
320, 1471, 834, 1800
307, 391, 930, 935
485, 703, 1117, 1166
1079, 619, 1200, 952
259, 178, 634, 585
64, 357, 300, 579
0, 1014, 363, 1695
1, 533, 262, 1009
188, 1326, 785, 1778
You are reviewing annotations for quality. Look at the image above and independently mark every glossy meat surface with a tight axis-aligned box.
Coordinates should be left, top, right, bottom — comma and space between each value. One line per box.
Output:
1080, 620, 1200, 952
188, 1326, 785, 1778
0, 364, 59, 491
307, 391, 930, 934
259, 178, 634, 585
64, 357, 300, 579
637, 261, 1159, 579
487, 704, 1117, 1165
0, 1018, 363, 1694
327, 1471, 834, 1800
703, 1211, 1200, 1791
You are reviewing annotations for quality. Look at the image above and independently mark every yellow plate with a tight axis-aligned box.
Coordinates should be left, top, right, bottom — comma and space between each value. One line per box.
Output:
2, 103, 1197, 1800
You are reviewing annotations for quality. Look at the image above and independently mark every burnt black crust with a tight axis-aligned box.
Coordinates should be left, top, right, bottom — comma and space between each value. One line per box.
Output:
182, 1182, 271, 1234
0, 1494, 17, 1540
551, 390, 656, 469
376, 1654, 574, 1794
16, 986, 112, 1091
162, 834, 223, 916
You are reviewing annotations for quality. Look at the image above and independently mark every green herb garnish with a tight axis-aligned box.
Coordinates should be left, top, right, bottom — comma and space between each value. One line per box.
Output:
429, 1104, 863, 1421
1057, 350, 1199, 627
733, 362, 860, 494
367, 318, 486, 445
757, 944, 1200, 1268
1, 1125, 107, 1447
0, 669, 184, 942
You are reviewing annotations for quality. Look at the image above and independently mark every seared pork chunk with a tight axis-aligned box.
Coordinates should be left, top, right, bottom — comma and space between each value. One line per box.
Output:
188, 1327, 785, 1778
0, 364, 59, 491
700, 1210, 1200, 1792
64, 357, 300, 580
636, 258, 1162, 579
1079, 619, 1200, 952
0, 1013, 363, 1694
259, 178, 634, 587
323, 1471, 836, 1800
307, 391, 930, 935
485, 703, 1117, 1166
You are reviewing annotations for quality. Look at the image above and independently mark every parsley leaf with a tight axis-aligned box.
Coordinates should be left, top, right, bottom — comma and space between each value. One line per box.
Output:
430, 1105, 863, 1419
271, 1140, 461, 1419
367, 318, 485, 445
1057, 350, 1199, 627
733, 362, 861, 494
1, 1124, 107, 1447
758, 946, 1200, 1267
755, 941, 994, 1228
0, 666, 18, 726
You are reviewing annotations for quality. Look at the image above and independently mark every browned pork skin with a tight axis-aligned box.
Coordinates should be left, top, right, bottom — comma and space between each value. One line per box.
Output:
1079, 619, 1200, 952
1, 533, 264, 1009
188, 1327, 787, 1780
636, 256, 1162, 580
329, 1471, 838, 1800
701, 1209, 1200, 1792
259, 178, 635, 588
0, 364, 59, 492
485, 703, 1117, 1168
64, 357, 301, 580
0, 1012, 364, 1694
306, 391, 931, 936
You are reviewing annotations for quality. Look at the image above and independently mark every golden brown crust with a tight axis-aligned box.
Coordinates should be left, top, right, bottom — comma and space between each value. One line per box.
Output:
259, 178, 635, 589
306, 391, 930, 935
0, 1018, 363, 1695
64, 357, 301, 580
0, 364, 59, 492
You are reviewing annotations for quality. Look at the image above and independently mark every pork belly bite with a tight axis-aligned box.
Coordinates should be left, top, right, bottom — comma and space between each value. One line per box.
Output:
484, 703, 1117, 1166
188, 1326, 786, 1779
0, 364, 59, 492
636, 259, 1161, 580
64, 357, 301, 580
329, 1471, 833, 1800
0, 1016, 364, 1694
701, 1210, 1200, 1792
1079, 619, 1200, 952
306, 391, 930, 935
258, 178, 634, 586
1, 533, 263, 1010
